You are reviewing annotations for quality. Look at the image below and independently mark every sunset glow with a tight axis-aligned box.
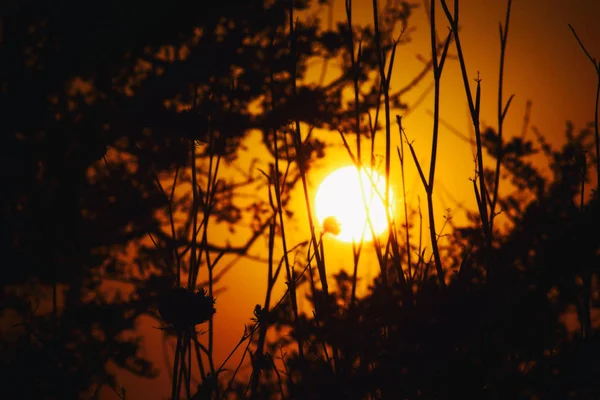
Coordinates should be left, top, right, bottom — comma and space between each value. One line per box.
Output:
315, 166, 394, 243
6, 0, 600, 397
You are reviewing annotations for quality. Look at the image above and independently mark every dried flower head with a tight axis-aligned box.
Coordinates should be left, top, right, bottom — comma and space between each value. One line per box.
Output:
322, 216, 341, 236
157, 287, 216, 331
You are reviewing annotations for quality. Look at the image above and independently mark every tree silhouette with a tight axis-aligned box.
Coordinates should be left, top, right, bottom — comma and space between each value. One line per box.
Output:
0, 0, 417, 397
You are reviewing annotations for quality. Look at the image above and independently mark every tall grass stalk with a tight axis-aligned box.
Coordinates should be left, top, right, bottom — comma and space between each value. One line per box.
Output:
489, 0, 514, 236
439, 0, 489, 243
568, 24, 600, 191
402, 0, 452, 289
344, 0, 365, 307
288, 2, 311, 361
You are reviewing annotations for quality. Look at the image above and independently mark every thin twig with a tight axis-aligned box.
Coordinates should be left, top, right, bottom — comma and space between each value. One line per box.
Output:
568, 24, 600, 191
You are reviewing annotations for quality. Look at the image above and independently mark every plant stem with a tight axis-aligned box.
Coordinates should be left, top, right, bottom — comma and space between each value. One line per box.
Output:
568, 24, 600, 191
490, 0, 513, 235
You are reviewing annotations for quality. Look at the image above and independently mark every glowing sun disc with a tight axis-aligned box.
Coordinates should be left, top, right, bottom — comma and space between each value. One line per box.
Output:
315, 166, 393, 243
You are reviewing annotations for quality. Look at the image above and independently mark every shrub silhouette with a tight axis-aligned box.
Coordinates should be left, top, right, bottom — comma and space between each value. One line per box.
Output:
2, 0, 600, 398
1, 0, 413, 397
245, 123, 599, 399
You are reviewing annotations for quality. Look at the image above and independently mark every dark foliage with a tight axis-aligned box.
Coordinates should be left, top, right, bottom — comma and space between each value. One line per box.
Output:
0, 0, 414, 397
247, 123, 599, 399
4, 0, 599, 398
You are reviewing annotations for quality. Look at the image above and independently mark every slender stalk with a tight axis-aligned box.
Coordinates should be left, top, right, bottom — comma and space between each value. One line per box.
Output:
289, 0, 308, 359
345, 0, 361, 162
440, 0, 491, 248
568, 24, 599, 344
249, 222, 275, 398
189, 84, 199, 290
396, 116, 413, 280
420, 0, 452, 288
400, 1, 452, 289
372, 0, 391, 285
171, 333, 182, 400
490, 0, 514, 235
202, 153, 220, 374
345, 0, 364, 307
338, 131, 386, 275
594, 80, 600, 191
272, 93, 296, 324
568, 24, 600, 190
193, 338, 206, 389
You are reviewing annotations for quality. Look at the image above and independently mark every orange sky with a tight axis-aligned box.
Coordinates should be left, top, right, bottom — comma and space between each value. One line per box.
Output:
103, 1, 600, 398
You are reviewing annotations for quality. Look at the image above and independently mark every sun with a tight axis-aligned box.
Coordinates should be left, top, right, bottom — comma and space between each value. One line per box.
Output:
315, 166, 394, 243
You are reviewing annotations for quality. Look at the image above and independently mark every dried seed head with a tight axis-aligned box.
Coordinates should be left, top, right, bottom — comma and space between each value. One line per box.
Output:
157, 287, 216, 330
322, 216, 341, 236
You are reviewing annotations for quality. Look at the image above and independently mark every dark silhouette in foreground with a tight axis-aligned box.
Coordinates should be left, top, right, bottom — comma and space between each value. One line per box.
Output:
1, 0, 412, 397
235, 123, 600, 399
1, 0, 599, 398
